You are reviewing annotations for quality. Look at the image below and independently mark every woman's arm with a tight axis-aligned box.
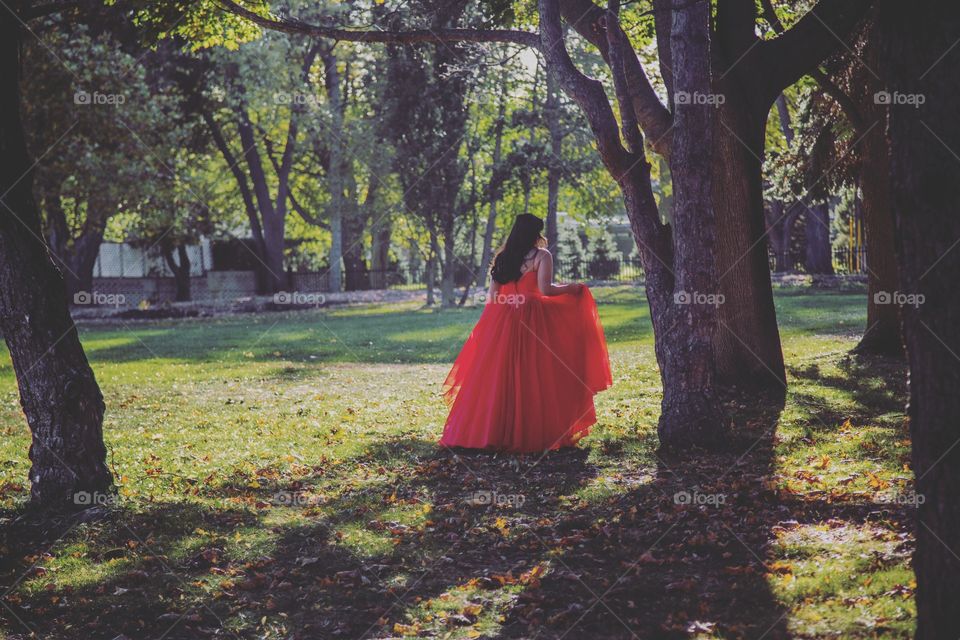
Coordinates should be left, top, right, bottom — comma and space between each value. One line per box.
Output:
487, 279, 501, 304
536, 250, 583, 297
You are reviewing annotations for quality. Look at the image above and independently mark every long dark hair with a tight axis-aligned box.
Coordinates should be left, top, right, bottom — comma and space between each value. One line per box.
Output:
490, 214, 547, 284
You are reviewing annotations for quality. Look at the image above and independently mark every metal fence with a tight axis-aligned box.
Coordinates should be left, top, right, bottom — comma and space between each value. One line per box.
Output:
768, 247, 869, 275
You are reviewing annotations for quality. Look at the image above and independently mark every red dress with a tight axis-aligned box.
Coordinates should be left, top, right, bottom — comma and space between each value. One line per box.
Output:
440, 270, 612, 453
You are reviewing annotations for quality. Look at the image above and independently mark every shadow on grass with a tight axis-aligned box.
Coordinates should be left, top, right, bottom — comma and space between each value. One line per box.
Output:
0, 394, 815, 640
788, 352, 907, 418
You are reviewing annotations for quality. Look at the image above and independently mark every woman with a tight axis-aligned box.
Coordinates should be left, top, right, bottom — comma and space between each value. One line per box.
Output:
440, 213, 612, 453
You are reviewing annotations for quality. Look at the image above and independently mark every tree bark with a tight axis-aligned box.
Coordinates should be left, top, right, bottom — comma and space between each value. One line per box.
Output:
236, 109, 286, 292
541, 0, 726, 447
0, 14, 112, 510
803, 202, 834, 274
342, 210, 368, 291
320, 46, 344, 293
879, 4, 960, 637
855, 18, 902, 355
656, 0, 726, 446
476, 67, 508, 290
545, 63, 562, 252
163, 245, 192, 302
711, 92, 786, 390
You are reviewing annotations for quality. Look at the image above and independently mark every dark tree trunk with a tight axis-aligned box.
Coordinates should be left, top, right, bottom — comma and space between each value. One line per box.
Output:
545, 64, 562, 253
369, 220, 390, 289
367, 178, 390, 289
711, 94, 786, 390
0, 15, 112, 510
163, 245, 192, 302
236, 111, 286, 293
879, 4, 960, 637
541, 0, 726, 448
41, 188, 113, 300
440, 215, 457, 307
656, 0, 726, 446
342, 212, 369, 291
477, 69, 508, 290
766, 200, 801, 272
201, 109, 271, 294
425, 229, 438, 306
803, 202, 834, 274
855, 27, 902, 355
320, 46, 344, 293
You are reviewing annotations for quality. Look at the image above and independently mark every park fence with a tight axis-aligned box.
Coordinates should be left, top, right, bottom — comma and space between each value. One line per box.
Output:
81, 248, 868, 308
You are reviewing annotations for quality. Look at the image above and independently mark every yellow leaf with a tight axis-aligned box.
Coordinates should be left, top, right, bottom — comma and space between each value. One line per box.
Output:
393, 623, 420, 636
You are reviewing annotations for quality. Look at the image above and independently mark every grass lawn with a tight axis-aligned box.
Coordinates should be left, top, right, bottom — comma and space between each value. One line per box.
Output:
0, 284, 915, 639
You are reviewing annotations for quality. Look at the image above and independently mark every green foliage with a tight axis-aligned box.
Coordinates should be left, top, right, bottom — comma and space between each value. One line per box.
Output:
586, 229, 620, 279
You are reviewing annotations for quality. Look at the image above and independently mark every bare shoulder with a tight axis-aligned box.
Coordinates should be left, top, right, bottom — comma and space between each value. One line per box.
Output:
536, 247, 552, 265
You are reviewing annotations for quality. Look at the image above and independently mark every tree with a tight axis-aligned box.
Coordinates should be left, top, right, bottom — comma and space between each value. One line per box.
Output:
586, 229, 619, 279
877, 2, 960, 636
381, 1, 475, 307
762, 3, 902, 353
22, 17, 182, 300
557, 0, 870, 390
556, 224, 586, 279
196, 35, 321, 293
0, 6, 112, 510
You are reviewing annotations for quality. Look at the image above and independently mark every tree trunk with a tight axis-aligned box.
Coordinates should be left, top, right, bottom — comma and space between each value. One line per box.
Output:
342, 211, 368, 291
321, 47, 345, 293
163, 245, 192, 302
261, 213, 286, 293
656, 0, 726, 446
425, 229, 438, 306
368, 178, 390, 289
804, 202, 834, 274
879, 4, 960, 637
767, 94, 801, 273
855, 35, 902, 355
440, 218, 457, 307
236, 110, 285, 293
0, 15, 112, 510
477, 70, 508, 289
545, 64, 562, 252
712, 94, 786, 391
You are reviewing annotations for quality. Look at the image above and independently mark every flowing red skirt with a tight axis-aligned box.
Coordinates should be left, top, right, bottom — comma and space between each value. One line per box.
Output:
441, 272, 612, 453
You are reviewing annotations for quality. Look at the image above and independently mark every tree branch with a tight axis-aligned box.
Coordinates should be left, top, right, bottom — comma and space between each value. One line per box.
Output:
540, 0, 632, 178
761, 0, 866, 133
758, 0, 873, 99
201, 108, 265, 247
558, 0, 673, 157
215, 0, 539, 46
